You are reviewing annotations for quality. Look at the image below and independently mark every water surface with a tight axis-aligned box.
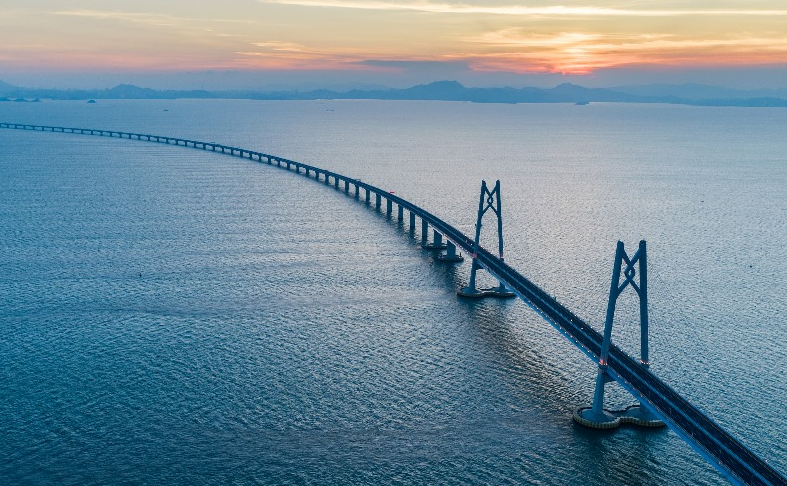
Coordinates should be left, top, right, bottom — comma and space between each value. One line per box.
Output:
1, 100, 786, 485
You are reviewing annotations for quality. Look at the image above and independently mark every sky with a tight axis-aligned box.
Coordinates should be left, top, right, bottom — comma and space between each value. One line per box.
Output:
2, 0, 787, 90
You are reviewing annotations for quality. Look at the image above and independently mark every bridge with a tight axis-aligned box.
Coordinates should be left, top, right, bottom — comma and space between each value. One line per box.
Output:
2, 122, 785, 486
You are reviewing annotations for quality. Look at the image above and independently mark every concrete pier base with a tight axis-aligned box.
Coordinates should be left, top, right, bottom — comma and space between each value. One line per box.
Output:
618, 405, 666, 427
437, 242, 464, 262
573, 407, 620, 429
457, 285, 515, 298
573, 405, 665, 429
424, 230, 447, 250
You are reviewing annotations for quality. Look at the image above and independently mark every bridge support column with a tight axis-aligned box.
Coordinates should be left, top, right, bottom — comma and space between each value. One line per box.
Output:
355, 184, 360, 199
366, 189, 370, 204
335, 177, 340, 189
424, 230, 447, 250
409, 212, 416, 234
437, 241, 464, 262
421, 220, 429, 246
376, 194, 381, 210
574, 240, 664, 429
397, 205, 404, 222
386, 199, 392, 216
459, 180, 514, 298
345, 181, 350, 194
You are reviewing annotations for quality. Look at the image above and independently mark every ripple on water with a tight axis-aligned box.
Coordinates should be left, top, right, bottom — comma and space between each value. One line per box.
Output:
2, 102, 786, 484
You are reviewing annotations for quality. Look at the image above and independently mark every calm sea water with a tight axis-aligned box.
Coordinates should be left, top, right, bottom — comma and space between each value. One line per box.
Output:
1, 100, 786, 485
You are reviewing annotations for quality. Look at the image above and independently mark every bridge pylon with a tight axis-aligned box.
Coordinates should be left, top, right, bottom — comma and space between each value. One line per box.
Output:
574, 240, 665, 429
458, 180, 515, 298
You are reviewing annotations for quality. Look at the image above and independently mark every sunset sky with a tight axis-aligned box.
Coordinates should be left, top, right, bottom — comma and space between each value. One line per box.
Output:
2, 0, 787, 89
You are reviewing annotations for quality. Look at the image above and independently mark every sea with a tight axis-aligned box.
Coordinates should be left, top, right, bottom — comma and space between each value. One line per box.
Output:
1, 99, 786, 485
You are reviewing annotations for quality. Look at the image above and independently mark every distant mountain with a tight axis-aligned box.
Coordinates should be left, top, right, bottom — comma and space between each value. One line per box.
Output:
3, 80, 787, 107
0, 79, 18, 96
259, 81, 646, 104
611, 83, 787, 101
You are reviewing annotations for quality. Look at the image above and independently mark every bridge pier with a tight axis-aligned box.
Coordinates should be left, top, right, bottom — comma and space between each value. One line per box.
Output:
574, 240, 664, 429
409, 212, 416, 234
437, 241, 464, 262
397, 205, 404, 222
345, 181, 350, 194
424, 230, 447, 250
365, 189, 370, 204
458, 180, 514, 298
421, 220, 429, 246
375, 193, 381, 210
386, 199, 392, 217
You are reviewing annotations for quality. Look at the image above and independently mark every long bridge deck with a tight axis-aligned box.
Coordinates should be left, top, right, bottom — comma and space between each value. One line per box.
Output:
2, 122, 785, 486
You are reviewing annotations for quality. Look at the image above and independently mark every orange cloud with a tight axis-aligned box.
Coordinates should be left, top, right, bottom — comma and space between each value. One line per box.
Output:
458, 30, 787, 74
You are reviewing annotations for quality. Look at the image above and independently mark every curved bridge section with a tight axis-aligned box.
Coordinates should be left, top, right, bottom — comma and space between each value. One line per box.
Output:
2, 122, 785, 486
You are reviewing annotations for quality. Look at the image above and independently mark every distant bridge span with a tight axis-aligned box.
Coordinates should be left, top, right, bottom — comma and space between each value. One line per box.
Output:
2, 122, 785, 486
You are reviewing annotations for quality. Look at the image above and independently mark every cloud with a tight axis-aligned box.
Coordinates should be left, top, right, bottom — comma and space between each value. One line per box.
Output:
252, 41, 311, 52
457, 29, 787, 74
236, 41, 375, 69
53, 10, 256, 26
256, 0, 787, 17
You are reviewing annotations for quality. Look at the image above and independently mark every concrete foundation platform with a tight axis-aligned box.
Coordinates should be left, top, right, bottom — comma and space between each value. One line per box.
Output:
423, 242, 448, 250
437, 253, 464, 262
457, 286, 516, 298
618, 405, 666, 427
573, 405, 666, 429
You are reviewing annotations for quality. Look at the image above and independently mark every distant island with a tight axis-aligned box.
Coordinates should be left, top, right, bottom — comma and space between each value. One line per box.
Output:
2, 79, 787, 107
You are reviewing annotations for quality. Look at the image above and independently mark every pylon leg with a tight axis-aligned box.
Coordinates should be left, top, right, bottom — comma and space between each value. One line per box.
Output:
458, 260, 485, 297
573, 368, 619, 429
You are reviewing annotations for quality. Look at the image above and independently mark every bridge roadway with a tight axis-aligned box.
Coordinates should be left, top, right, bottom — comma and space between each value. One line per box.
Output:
2, 122, 785, 486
